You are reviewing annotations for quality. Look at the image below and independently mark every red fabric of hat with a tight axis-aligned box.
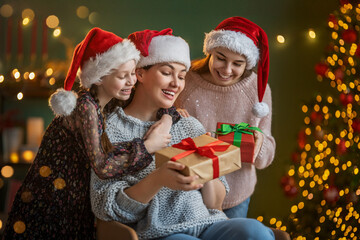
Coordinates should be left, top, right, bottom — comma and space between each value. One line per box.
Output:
128, 28, 173, 57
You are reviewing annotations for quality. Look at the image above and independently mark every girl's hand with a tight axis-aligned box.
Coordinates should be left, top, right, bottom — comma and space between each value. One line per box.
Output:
253, 130, 264, 160
153, 161, 203, 191
144, 114, 172, 140
176, 108, 190, 118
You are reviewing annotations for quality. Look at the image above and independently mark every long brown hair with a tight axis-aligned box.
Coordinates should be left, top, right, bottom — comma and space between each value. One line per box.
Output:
89, 85, 114, 154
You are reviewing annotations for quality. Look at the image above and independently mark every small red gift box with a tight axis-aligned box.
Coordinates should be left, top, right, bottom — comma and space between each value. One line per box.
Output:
216, 122, 258, 164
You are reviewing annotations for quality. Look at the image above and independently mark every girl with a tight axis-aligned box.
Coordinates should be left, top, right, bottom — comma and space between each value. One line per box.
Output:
91, 28, 274, 240
3, 28, 174, 239
175, 16, 276, 219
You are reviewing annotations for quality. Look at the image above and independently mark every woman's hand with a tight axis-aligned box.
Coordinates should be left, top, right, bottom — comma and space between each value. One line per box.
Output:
201, 178, 226, 210
176, 108, 190, 118
153, 161, 203, 191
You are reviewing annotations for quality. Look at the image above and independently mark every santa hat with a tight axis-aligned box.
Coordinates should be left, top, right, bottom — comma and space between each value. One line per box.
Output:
49, 27, 140, 116
128, 28, 191, 70
203, 17, 270, 118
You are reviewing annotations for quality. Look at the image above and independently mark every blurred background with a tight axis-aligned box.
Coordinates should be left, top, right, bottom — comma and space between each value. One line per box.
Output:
2, 0, 357, 238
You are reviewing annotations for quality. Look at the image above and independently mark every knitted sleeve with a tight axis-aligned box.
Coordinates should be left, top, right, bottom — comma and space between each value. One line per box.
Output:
254, 84, 276, 169
218, 176, 230, 194
157, 106, 181, 124
90, 170, 149, 223
75, 99, 153, 179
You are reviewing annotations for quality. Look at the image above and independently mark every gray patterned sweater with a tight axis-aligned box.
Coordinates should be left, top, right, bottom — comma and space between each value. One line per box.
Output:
90, 107, 228, 239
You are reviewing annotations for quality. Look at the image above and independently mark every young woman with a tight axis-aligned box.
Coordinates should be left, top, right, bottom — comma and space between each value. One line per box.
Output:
3, 28, 174, 239
91, 28, 275, 240
175, 16, 276, 219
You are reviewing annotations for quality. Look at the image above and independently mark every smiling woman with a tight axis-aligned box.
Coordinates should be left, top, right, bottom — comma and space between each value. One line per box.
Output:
91, 28, 275, 240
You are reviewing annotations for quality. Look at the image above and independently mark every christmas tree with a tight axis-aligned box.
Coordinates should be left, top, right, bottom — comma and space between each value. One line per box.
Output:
281, 0, 360, 239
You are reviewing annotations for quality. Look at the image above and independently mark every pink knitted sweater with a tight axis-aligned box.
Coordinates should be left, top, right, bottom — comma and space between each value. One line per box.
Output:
175, 70, 276, 209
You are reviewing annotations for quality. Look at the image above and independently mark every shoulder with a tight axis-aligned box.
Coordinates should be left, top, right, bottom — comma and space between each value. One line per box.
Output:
172, 116, 206, 139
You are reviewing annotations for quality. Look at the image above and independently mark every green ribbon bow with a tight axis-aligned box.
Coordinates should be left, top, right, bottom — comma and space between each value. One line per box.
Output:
216, 123, 263, 147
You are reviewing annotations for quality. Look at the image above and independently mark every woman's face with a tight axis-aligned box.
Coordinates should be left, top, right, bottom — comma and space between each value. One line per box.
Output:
99, 60, 137, 100
208, 47, 247, 86
136, 62, 186, 109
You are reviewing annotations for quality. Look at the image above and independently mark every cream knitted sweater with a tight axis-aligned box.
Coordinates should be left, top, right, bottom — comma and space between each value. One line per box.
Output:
90, 108, 229, 239
175, 70, 276, 209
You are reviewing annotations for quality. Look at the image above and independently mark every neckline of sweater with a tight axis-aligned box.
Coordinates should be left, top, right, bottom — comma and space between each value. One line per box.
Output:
108, 107, 156, 128
188, 71, 256, 92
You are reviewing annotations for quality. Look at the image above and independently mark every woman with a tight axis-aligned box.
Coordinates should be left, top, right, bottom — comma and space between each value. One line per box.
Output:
91, 28, 274, 240
175, 16, 276, 219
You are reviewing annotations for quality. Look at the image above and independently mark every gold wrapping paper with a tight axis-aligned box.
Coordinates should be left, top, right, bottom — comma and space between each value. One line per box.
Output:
155, 134, 241, 184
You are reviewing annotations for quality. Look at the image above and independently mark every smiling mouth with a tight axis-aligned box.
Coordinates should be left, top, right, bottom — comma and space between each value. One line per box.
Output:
162, 90, 175, 96
121, 89, 132, 94
217, 71, 232, 80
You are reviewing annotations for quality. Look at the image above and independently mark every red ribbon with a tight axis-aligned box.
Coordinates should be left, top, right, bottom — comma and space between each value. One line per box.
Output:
170, 138, 230, 179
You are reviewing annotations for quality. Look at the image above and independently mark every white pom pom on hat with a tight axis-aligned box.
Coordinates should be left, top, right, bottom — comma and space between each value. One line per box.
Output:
204, 17, 270, 118
49, 27, 140, 116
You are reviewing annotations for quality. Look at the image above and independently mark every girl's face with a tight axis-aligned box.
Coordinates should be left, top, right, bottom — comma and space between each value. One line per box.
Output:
136, 62, 186, 109
99, 60, 137, 100
208, 47, 247, 86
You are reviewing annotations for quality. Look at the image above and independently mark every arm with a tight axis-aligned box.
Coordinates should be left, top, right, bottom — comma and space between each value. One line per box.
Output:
76, 99, 153, 179
90, 161, 202, 223
254, 85, 276, 169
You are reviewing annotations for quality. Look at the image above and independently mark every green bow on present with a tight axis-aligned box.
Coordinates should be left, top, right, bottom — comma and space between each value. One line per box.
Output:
216, 123, 263, 147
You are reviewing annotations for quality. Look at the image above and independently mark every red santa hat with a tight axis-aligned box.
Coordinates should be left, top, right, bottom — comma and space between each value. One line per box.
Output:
203, 17, 270, 118
49, 27, 140, 116
128, 28, 191, 70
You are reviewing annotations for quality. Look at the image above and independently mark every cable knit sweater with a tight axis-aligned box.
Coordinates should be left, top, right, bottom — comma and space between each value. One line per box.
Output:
90, 108, 229, 239
175, 70, 276, 209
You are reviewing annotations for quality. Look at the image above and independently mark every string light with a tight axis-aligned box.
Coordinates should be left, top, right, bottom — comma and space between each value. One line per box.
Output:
309, 29, 316, 39
277, 35, 285, 43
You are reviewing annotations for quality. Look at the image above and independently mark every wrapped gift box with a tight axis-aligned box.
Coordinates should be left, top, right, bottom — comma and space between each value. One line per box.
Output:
155, 134, 241, 184
216, 122, 261, 164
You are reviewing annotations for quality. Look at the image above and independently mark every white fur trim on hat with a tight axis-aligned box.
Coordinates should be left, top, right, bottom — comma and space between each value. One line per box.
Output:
79, 39, 140, 88
137, 35, 191, 70
252, 102, 269, 118
49, 88, 78, 116
203, 30, 259, 69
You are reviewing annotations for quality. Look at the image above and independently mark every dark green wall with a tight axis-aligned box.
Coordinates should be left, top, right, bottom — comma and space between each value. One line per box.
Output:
1, 0, 340, 220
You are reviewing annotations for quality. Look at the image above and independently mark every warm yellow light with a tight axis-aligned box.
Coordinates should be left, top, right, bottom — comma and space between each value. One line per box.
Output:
29, 72, 35, 80
288, 169, 295, 176
0, 75, 4, 83
270, 218, 277, 225
17, 92, 23, 100
1, 165, 14, 178
49, 77, 56, 85
277, 35, 285, 43
10, 152, 19, 163
22, 17, 30, 25
14, 71, 20, 79
0, 219, 2, 229
23, 72, 29, 79
0, 4, 13, 18
302, 105, 308, 113
89, 12, 99, 25
22, 8, 35, 21
257, 216, 264, 222
53, 27, 61, 37
22, 150, 35, 163
291, 205, 298, 213
46, 68, 53, 76
76, 6, 89, 19
46, 15, 59, 29
309, 29, 316, 39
